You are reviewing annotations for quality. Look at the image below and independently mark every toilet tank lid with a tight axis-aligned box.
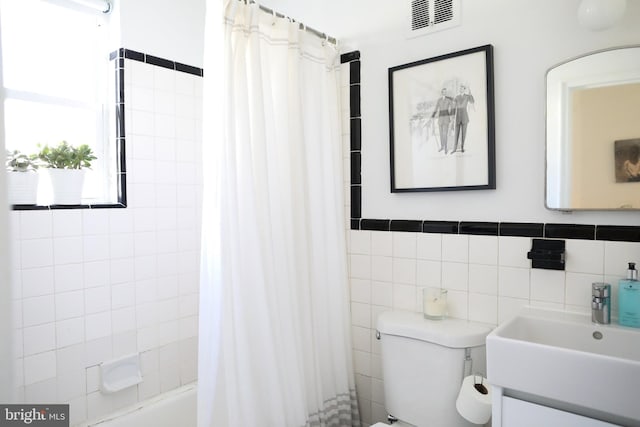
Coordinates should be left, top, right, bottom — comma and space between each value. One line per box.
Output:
377, 311, 493, 348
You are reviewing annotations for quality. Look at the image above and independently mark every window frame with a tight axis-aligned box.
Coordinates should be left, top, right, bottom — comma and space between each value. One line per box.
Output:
3, 0, 126, 210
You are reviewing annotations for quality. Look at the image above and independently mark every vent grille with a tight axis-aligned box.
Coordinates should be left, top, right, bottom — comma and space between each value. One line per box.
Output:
409, 0, 459, 37
411, 0, 430, 30
434, 0, 453, 24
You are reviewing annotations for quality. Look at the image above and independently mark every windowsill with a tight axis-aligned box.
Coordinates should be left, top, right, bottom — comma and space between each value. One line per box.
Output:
11, 203, 126, 211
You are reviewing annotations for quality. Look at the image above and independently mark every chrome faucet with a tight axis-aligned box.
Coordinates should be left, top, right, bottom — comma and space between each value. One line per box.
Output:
591, 283, 611, 324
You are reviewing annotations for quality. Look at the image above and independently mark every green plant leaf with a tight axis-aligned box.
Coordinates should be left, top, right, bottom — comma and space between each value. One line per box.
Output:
6, 149, 39, 172
37, 141, 97, 169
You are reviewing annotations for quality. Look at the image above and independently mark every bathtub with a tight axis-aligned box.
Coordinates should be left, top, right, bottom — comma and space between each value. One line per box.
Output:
82, 383, 197, 427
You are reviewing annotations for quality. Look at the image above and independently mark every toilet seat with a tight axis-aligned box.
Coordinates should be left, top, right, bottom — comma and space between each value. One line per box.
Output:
370, 422, 413, 427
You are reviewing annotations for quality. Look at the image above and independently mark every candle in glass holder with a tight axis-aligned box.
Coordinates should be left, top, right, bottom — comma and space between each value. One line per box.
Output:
423, 287, 448, 320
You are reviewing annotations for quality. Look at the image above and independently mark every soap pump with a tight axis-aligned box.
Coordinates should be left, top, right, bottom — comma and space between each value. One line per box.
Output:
618, 262, 640, 328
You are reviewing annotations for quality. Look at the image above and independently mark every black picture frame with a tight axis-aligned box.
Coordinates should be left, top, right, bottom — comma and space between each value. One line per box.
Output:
389, 44, 495, 192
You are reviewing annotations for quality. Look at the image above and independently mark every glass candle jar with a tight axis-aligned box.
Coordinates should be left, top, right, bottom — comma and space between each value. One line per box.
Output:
423, 287, 448, 320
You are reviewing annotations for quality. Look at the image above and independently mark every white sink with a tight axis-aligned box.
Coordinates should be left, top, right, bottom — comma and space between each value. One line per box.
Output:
487, 306, 640, 425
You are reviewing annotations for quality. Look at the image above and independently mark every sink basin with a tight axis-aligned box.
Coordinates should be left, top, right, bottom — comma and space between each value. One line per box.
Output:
487, 306, 640, 425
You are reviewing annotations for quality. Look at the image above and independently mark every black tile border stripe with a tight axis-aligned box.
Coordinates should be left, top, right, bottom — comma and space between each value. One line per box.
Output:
350, 118, 361, 151
460, 221, 499, 236
499, 222, 544, 238
340, 51, 360, 63
361, 219, 390, 231
423, 221, 459, 234
596, 225, 640, 242
545, 223, 595, 240
340, 50, 640, 243
351, 152, 361, 185
390, 220, 422, 232
123, 48, 204, 76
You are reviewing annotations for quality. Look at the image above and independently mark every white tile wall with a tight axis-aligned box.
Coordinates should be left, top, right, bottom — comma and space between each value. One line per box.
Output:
9, 58, 202, 426
340, 61, 640, 427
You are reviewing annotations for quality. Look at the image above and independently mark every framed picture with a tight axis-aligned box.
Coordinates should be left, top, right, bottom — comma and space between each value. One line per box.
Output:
614, 138, 640, 183
389, 44, 495, 192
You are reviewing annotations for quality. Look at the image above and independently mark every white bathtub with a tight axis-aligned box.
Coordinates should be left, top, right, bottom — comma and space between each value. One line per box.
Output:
83, 383, 197, 427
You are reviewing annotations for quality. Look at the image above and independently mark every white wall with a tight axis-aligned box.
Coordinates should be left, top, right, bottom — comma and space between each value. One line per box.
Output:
116, 0, 206, 67
357, 0, 640, 225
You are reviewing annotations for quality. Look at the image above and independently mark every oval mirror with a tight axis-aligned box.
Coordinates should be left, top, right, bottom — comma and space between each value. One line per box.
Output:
546, 46, 640, 210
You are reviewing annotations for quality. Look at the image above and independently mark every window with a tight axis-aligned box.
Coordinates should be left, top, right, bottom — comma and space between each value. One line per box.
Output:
1, 0, 121, 207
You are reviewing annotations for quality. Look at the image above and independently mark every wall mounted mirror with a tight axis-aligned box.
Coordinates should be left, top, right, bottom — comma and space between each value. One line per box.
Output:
546, 45, 640, 210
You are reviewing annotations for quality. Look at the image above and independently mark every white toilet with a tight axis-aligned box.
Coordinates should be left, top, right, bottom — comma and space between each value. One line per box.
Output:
373, 310, 493, 427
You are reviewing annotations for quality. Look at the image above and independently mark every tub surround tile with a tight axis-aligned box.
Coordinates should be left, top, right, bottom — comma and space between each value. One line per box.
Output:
24, 351, 57, 385
10, 48, 202, 427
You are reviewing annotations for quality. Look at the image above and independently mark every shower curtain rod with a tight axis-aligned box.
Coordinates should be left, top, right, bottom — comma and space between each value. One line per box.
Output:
65, 0, 112, 13
247, 0, 337, 45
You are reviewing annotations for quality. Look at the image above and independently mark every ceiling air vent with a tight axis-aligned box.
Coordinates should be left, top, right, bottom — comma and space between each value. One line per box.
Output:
408, 0, 460, 38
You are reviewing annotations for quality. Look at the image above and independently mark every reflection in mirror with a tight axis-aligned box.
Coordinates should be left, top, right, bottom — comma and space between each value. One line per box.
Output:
546, 46, 640, 210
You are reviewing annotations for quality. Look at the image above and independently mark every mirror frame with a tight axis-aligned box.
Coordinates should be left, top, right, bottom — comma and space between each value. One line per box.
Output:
545, 45, 640, 211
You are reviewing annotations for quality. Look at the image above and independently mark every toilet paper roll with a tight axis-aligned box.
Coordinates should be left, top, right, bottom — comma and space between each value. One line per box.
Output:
455, 375, 492, 425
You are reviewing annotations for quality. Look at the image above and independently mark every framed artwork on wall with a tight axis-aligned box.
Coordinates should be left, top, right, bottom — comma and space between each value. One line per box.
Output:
389, 44, 495, 192
614, 138, 640, 183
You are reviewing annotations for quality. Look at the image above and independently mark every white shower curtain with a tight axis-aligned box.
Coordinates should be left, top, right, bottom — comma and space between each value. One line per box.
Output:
198, 1, 360, 426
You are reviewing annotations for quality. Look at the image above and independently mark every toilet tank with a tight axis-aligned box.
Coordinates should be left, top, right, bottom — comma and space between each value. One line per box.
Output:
377, 311, 493, 427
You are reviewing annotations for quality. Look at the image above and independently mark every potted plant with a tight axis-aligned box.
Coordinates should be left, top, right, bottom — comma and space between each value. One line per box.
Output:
6, 149, 40, 205
38, 141, 97, 205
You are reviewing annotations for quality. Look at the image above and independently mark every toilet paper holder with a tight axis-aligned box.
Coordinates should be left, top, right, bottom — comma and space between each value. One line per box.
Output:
473, 374, 488, 395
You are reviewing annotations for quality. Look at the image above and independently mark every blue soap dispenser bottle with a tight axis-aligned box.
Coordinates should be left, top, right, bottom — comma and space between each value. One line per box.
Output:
619, 262, 640, 328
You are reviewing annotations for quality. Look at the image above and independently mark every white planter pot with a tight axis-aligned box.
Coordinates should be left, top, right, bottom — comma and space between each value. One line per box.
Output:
47, 168, 86, 205
7, 171, 39, 205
